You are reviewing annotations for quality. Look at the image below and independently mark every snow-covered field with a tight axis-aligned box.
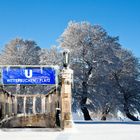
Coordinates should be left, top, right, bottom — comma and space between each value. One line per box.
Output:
1, 122, 140, 140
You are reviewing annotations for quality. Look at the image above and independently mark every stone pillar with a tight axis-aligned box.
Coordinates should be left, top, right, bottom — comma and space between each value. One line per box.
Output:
45, 96, 47, 113
41, 96, 46, 114
10, 96, 13, 116
61, 68, 73, 129
46, 96, 51, 113
8, 96, 12, 116
23, 96, 26, 114
0, 93, 4, 119
14, 96, 17, 115
5, 94, 8, 116
33, 96, 36, 114
1, 94, 5, 118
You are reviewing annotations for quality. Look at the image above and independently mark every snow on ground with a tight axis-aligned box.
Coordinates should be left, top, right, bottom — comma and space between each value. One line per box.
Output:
1, 122, 140, 140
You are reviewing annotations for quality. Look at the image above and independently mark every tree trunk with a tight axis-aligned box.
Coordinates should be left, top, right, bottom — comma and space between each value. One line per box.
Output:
81, 107, 92, 120
101, 105, 110, 121
80, 81, 92, 120
80, 97, 92, 120
101, 115, 107, 120
125, 112, 139, 121
124, 103, 139, 121
80, 46, 93, 120
114, 73, 139, 121
0, 104, 2, 120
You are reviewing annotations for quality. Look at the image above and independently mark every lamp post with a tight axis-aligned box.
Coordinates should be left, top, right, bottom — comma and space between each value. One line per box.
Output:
61, 49, 73, 128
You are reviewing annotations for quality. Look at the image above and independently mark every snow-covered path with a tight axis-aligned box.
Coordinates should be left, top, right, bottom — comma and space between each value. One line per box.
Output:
1, 122, 140, 140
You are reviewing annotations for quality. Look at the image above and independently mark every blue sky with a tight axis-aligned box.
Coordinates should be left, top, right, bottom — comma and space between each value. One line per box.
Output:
0, 0, 140, 57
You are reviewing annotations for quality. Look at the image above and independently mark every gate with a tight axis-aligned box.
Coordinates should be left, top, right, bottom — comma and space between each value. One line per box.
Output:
0, 50, 73, 129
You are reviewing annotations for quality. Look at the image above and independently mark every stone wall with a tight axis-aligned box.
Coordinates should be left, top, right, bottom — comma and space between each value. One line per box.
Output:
1, 113, 56, 128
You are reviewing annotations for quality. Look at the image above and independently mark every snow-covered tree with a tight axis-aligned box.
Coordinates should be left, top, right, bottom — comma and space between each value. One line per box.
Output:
0, 38, 41, 65
58, 21, 140, 120
110, 50, 140, 121
40, 46, 62, 66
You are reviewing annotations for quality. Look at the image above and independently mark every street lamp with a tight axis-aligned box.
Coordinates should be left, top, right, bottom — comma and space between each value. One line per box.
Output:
63, 49, 70, 68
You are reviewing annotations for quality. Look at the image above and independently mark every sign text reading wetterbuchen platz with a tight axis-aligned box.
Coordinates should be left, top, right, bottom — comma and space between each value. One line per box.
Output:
2, 67, 56, 85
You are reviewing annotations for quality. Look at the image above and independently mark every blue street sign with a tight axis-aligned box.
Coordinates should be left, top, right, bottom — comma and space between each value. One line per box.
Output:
2, 67, 56, 85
